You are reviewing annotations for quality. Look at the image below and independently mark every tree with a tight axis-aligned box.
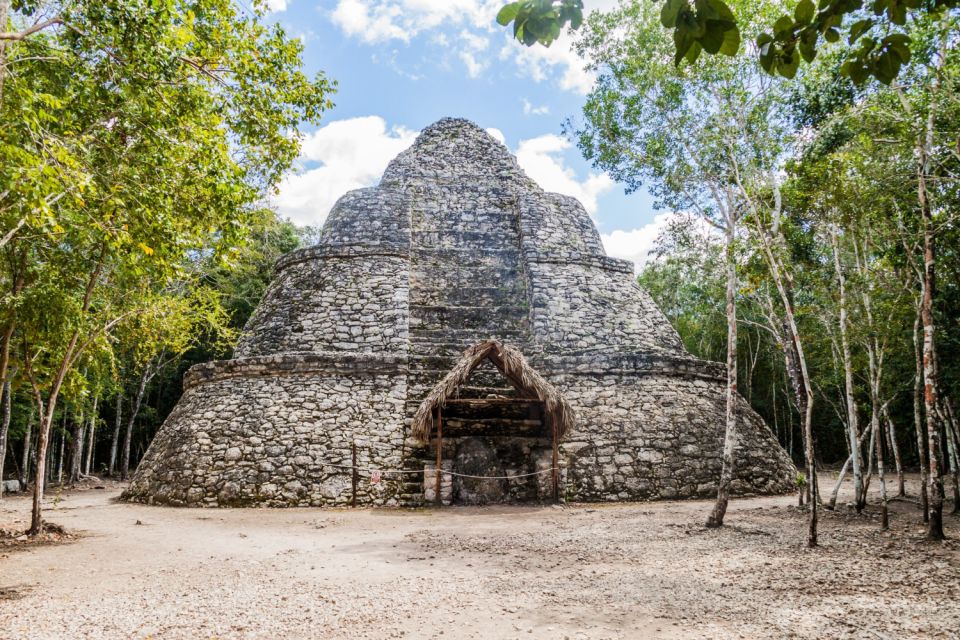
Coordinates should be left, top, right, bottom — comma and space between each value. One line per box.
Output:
1, 0, 334, 534
569, 0, 812, 533
497, 0, 958, 85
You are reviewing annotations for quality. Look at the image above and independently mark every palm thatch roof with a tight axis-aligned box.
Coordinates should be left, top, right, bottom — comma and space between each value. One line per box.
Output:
410, 340, 575, 443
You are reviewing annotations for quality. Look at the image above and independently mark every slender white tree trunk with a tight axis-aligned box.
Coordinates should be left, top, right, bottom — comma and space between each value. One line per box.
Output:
70, 409, 84, 484
828, 428, 870, 509
0, 380, 10, 499
19, 410, 33, 489
882, 402, 905, 497
56, 422, 65, 486
121, 366, 152, 481
109, 392, 122, 476
830, 229, 864, 511
753, 220, 817, 546
707, 221, 738, 528
912, 302, 929, 519
855, 239, 888, 529
84, 395, 98, 475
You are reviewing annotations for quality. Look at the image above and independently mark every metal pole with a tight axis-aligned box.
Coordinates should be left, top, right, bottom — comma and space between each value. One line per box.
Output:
435, 407, 443, 507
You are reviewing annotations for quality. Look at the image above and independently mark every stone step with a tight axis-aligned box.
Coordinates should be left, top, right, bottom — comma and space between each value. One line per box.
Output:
409, 263, 522, 286
408, 304, 529, 331
409, 233, 521, 253
407, 329, 529, 346
410, 285, 528, 308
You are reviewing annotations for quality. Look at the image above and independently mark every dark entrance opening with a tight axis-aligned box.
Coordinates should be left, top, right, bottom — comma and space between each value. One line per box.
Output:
412, 341, 574, 505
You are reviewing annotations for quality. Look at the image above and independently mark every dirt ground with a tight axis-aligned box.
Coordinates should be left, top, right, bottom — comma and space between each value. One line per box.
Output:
0, 474, 958, 640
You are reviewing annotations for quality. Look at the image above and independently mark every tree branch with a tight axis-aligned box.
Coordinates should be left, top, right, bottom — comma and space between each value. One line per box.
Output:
0, 17, 63, 41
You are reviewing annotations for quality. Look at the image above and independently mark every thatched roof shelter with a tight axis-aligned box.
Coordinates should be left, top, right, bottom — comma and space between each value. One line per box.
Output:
411, 340, 575, 443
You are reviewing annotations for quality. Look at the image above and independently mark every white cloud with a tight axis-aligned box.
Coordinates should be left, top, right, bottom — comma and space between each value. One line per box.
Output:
264, 0, 288, 12
457, 29, 490, 78
522, 98, 550, 116
330, 0, 501, 44
485, 128, 506, 145
514, 134, 613, 215
272, 116, 417, 226
498, 0, 620, 96
601, 213, 676, 273
328, 0, 620, 91
500, 30, 595, 95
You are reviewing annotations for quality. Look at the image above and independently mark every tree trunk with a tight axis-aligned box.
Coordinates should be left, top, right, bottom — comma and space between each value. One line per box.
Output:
84, 395, 98, 475
109, 391, 122, 476
882, 403, 905, 497
830, 229, 864, 511
30, 397, 52, 533
828, 428, 870, 510
858, 248, 888, 529
919, 123, 945, 542
56, 422, 65, 486
69, 409, 84, 484
754, 220, 817, 546
863, 424, 876, 496
18, 410, 33, 489
0, 380, 10, 499
707, 222, 738, 528
121, 367, 151, 481
827, 455, 851, 511
912, 303, 929, 519
872, 404, 889, 529
915, 19, 947, 541
943, 413, 959, 514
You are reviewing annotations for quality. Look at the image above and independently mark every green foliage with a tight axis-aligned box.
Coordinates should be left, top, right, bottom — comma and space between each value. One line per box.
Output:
638, 216, 727, 360
568, 0, 785, 222
0, 0, 334, 504
497, 0, 584, 46
499, 0, 957, 84
660, 0, 740, 65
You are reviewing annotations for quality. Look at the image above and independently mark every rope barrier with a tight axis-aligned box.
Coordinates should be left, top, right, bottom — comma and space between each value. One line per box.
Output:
316, 460, 555, 480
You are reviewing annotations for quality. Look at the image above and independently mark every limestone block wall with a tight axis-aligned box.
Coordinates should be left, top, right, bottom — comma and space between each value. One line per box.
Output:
406, 184, 530, 351
235, 251, 410, 357
527, 261, 684, 355
519, 193, 606, 258
548, 364, 796, 502
319, 187, 411, 246
124, 356, 409, 507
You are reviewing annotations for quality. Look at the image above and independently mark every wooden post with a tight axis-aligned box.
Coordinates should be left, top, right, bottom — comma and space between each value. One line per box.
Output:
435, 406, 443, 507
551, 415, 559, 503
351, 441, 358, 508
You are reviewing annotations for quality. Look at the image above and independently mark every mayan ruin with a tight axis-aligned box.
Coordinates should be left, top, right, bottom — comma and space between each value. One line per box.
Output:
122, 118, 795, 508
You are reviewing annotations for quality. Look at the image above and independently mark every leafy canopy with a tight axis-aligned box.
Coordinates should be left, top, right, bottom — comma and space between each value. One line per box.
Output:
498, 0, 957, 84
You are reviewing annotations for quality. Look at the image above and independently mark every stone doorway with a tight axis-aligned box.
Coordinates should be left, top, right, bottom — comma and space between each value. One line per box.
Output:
412, 341, 574, 506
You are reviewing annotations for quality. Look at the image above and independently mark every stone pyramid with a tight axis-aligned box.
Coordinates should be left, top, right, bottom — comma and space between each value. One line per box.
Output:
125, 118, 796, 507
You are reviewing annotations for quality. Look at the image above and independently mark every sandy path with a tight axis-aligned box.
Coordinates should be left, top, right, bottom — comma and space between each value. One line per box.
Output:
1, 475, 958, 639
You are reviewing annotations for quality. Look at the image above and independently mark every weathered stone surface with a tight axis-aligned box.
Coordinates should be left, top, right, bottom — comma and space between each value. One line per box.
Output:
124, 118, 796, 508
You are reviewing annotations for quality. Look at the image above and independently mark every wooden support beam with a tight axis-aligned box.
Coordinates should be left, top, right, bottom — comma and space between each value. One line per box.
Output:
351, 441, 358, 508
443, 398, 545, 406
551, 416, 559, 503
435, 406, 443, 507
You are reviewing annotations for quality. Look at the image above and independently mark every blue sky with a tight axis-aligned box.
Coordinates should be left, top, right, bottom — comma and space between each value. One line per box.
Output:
259, 0, 672, 268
